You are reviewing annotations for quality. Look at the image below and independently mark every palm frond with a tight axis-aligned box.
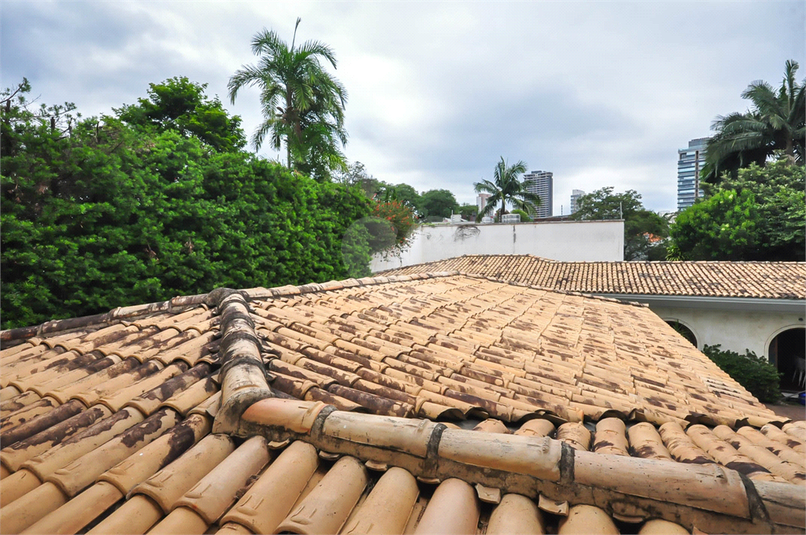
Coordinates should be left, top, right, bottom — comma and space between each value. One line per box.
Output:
474, 179, 498, 194
295, 40, 338, 68
232, 21, 347, 175
477, 192, 502, 219
228, 64, 270, 103
251, 29, 286, 57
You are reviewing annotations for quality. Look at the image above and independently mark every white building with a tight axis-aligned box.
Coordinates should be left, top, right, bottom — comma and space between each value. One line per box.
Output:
370, 220, 624, 272
476, 193, 492, 214
523, 170, 553, 218
570, 189, 585, 214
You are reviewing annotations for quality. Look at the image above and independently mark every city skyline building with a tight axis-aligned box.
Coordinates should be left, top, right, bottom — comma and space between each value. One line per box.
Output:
523, 170, 553, 219
570, 189, 585, 214
476, 193, 492, 214
677, 137, 707, 211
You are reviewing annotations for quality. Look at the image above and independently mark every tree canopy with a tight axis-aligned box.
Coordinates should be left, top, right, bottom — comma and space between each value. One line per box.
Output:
670, 160, 805, 261
390, 183, 421, 212
474, 157, 540, 222
117, 77, 246, 152
458, 204, 478, 221
571, 187, 669, 260
419, 189, 459, 219
703, 60, 805, 182
1, 80, 372, 330
228, 18, 347, 181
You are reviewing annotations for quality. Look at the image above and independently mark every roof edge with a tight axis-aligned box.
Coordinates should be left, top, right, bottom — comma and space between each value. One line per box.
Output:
0, 293, 209, 344
597, 294, 806, 311
224, 397, 803, 534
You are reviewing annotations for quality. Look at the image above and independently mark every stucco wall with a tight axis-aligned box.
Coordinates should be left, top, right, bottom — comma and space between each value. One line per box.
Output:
371, 220, 624, 272
651, 305, 804, 358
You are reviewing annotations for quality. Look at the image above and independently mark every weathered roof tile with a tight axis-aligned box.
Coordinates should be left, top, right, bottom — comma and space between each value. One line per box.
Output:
1, 272, 803, 534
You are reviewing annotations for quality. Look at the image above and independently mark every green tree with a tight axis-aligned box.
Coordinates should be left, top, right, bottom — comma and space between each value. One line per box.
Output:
671, 160, 805, 261
670, 190, 760, 260
392, 183, 421, 213
1, 81, 371, 330
117, 77, 246, 152
228, 18, 347, 180
509, 209, 532, 222
703, 60, 805, 182
458, 203, 478, 221
474, 157, 541, 222
334, 161, 382, 197
420, 189, 459, 219
572, 188, 669, 260
702, 345, 781, 403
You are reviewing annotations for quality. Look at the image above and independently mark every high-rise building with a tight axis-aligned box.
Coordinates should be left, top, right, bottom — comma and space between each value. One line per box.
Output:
677, 138, 707, 211
523, 170, 553, 219
570, 189, 585, 214
476, 193, 492, 214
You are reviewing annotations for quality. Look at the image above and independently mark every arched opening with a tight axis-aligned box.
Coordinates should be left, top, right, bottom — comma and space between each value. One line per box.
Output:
769, 328, 805, 392
666, 320, 697, 347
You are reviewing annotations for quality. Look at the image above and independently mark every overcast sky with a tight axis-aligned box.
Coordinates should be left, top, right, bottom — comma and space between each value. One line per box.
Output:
2, 1, 803, 212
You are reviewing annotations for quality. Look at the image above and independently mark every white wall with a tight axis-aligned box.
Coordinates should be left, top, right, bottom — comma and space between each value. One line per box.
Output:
371, 220, 624, 271
651, 305, 803, 358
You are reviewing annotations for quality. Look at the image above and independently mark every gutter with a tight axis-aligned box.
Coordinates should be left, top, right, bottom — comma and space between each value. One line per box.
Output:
594, 294, 805, 313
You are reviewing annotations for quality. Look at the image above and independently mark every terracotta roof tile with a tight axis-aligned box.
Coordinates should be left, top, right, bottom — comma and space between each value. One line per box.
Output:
380, 255, 806, 299
0, 273, 803, 534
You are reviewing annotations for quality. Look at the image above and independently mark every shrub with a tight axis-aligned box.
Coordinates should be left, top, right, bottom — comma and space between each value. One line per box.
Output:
371, 200, 416, 249
702, 344, 781, 403
1, 82, 373, 329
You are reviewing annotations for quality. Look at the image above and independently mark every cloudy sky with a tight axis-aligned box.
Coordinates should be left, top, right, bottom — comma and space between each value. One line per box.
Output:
2, 1, 803, 212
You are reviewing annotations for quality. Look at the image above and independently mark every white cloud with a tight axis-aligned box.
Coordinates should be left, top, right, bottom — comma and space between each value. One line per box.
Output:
2, 0, 803, 212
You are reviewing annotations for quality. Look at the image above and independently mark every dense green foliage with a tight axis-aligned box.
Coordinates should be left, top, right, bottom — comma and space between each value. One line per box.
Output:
571, 187, 669, 260
334, 162, 423, 214
419, 189, 459, 219
510, 209, 532, 222
390, 183, 421, 212
474, 157, 540, 222
371, 200, 416, 247
702, 344, 781, 403
1, 80, 371, 329
117, 77, 246, 152
704, 60, 804, 182
228, 18, 348, 181
667, 321, 697, 346
458, 204, 478, 220
670, 161, 805, 261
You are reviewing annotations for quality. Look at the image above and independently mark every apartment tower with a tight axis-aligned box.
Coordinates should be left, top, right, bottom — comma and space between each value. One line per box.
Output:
523, 170, 553, 219
476, 193, 492, 214
677, 138, 707, 211
570, 189, 585, 214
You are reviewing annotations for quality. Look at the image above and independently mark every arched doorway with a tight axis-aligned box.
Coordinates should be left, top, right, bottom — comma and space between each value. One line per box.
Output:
769, 328, 805, 391
666, 320, 697, 347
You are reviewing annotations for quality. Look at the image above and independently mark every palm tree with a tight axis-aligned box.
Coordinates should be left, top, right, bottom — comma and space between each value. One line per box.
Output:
474, 157, 541, 222
228, 18, 347, 177
704, 60, 805, 182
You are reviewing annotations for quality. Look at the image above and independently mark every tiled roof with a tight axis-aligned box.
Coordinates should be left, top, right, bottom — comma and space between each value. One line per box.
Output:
1, 273, 804, 534
379, 255, 806, 299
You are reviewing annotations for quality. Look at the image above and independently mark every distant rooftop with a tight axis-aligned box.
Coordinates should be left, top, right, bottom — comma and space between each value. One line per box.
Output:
379, 255, 806, 300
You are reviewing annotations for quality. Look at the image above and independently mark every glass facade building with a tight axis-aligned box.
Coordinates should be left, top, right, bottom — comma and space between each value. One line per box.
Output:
523, 170, 553, 219
677, 138, 707, 211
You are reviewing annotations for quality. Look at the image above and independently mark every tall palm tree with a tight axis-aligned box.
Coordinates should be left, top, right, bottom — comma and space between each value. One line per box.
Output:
704, 60, 805, 182
228, 18, 347, 177
474, 157, 541, 222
